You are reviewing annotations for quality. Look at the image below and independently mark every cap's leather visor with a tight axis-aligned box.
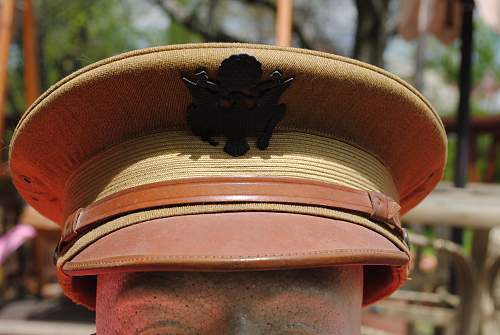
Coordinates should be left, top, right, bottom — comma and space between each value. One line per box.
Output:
62, 212, 408, 275
59, 211, 409, 307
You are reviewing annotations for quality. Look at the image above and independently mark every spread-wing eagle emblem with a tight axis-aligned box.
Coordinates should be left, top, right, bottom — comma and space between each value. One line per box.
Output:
182, 54, 294, 157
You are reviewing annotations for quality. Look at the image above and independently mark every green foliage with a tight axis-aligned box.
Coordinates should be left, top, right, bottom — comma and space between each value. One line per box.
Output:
427, 19, 500, 87
36, 0, 140, 87
444, 128, 500, 183
6, 0, 178, 118
5, 47, 25, 118
443, 136, 456, 181
436, 41, 460, 83
168, 21, 203, 44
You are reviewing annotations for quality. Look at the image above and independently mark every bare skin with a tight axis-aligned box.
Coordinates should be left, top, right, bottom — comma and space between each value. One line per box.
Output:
96, 266, 363, 335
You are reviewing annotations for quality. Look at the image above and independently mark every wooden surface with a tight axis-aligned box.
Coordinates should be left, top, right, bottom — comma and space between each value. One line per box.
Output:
403, 182, 500, 229
22, 0, 40, 106
403, 181, 500, 334
0, 0, 15, 142
276, 0, 293, 46
19, 205, 59, 231
0, 320, 95, 335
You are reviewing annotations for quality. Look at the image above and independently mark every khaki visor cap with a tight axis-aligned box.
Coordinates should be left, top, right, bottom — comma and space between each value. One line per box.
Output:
9, 43, 447, 309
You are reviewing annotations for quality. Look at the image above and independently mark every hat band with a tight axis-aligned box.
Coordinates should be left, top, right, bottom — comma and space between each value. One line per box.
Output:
59, 176, 402, 246
63, 131, 399, 217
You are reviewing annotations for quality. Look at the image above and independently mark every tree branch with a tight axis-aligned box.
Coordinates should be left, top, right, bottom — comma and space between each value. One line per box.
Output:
151, 0, 251, 43
152, 0, 313, 49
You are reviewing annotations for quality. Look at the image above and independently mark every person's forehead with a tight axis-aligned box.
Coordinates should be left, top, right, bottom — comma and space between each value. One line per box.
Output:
96, 268, 364, 334
110, 268, 356, 292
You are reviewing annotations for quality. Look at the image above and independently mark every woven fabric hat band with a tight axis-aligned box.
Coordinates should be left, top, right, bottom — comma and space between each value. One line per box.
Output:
63, 130, 399, 218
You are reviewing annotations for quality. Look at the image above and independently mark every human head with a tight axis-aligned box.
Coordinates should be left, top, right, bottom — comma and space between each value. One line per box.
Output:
96, 267, 363, 335
9, 44, 447, 332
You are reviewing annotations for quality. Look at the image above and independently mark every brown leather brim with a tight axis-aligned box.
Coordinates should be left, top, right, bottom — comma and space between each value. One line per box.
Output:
62, 212, 408, 275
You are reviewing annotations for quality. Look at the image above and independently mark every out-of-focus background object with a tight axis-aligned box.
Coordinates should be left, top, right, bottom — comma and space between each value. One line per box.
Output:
0, 1, 499, 334
476, 0, 500, 34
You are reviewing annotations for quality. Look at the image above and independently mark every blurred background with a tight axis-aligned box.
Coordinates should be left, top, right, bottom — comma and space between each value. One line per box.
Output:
0, 0, 499, 334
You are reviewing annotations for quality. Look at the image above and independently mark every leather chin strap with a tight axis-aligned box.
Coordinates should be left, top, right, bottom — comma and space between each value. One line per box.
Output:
58, 177, 402, 256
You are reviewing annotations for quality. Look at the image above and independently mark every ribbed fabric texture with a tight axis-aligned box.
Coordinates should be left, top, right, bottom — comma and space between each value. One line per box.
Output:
64, 131, 398, 216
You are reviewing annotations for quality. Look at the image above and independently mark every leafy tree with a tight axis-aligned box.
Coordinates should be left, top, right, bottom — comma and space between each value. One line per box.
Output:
6, 0, 167, 120
37, 0, 141, 89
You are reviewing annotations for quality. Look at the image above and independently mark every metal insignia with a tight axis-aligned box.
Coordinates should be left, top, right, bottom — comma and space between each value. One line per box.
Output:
182, 54, 294, 157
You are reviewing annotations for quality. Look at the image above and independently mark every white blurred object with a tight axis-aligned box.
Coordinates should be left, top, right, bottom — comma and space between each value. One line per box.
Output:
0, 320, 95, 335
476, 0, 500, 34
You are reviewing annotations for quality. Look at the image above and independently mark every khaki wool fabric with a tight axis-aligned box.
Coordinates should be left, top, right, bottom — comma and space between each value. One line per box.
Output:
9, 43, 447, 310
10, 43, 446, 225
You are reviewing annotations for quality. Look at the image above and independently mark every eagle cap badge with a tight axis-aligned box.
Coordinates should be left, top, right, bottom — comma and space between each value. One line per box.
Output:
182, 54, 294, 157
